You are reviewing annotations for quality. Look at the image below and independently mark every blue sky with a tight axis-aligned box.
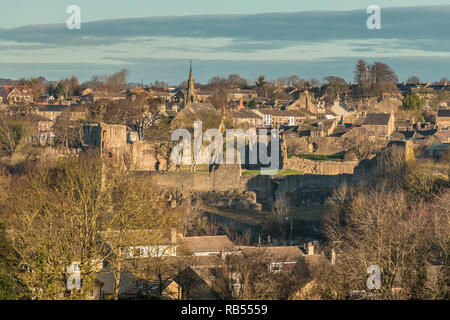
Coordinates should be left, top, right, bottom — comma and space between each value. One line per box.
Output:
0, 1, 449, 84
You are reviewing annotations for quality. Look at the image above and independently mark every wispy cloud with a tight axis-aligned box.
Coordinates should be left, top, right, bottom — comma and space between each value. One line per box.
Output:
0, 5, 448, 82
0, 5, 448, 51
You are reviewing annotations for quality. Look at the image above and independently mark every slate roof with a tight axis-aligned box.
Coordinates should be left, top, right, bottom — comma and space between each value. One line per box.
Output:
257, 108, 286, 116
363, 113, 391, 126
181, 235, 235, 253
437, 109, 450, 118
37, 104, 87, 112
434, 130, 450, 142
239, 246, 302, 262
425, 143, 450, 150
227, 110, 262, 119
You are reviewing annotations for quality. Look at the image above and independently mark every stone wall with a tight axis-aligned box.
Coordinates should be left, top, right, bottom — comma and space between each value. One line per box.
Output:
283, 156, 359, 175
141, 165, 365, 211
129, 141, 168, 171
286, 136, 345, 155
141, 164, 243, 192
83, 123, 127, 150
242, 173, 364, 209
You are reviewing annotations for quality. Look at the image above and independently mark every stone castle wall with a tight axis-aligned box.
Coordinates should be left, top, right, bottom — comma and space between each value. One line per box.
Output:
283, 156, 359, 175
140, 140, 411, 210
83, 122, 413, 210
285, 136, 345, 155
141, 164, 243, 192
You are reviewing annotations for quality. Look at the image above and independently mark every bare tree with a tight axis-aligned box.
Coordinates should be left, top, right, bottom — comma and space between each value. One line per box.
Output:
102, 176, 182, 300
6, 155, 112, 299
323, 183, 448, 299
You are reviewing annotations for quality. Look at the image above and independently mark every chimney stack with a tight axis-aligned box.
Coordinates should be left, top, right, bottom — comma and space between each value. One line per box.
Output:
171, 229, 179, 244
237, 99, 245, 111
307, 242, 314, 255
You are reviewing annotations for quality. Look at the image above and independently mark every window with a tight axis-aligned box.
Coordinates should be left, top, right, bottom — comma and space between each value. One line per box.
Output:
289, 117, 295, 126
133, 247, 144, 257
270, 263, 282, 272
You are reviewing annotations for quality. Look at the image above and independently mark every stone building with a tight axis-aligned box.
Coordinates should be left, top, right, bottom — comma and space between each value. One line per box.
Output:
362, 113, 395, 136
330, 99, 353, 123
436, 109, 450, 130
83, 123, 167, 171
83, 123, 127, 158
225, 89, 257, 101
254, 108, 315, 128
225, 109, 263, 128
287, 90, 318, 114
80, 90, 126, 103
35, 104, 87, 121
0, 85, 33, 105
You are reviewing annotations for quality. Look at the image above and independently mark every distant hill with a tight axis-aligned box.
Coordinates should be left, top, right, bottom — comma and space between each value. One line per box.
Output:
0, 78, 15, 85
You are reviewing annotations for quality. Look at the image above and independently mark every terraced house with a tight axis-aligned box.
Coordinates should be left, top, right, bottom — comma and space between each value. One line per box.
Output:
254, 108, 315, 128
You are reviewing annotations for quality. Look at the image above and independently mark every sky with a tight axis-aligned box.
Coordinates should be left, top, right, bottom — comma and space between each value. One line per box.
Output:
0, 1, 449, 84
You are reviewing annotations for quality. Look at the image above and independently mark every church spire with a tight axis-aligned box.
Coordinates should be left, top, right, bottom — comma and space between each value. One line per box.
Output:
186, 61, 197, 105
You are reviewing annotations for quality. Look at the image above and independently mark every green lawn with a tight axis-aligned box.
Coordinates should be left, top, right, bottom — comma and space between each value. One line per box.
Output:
179, 169, 210, 173
277, 169, 303, 176
242, 169, 303, 176
292, 154, 343, 161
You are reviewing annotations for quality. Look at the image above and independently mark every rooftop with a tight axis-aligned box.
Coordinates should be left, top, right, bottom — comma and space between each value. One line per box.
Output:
239, 246, 303, 262
437, 109, 450, 118
363, 113, 392, 126
181, 235, 235, 253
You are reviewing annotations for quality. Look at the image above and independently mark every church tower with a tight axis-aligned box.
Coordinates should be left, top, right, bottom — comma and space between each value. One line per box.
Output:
186, 61, 198, 105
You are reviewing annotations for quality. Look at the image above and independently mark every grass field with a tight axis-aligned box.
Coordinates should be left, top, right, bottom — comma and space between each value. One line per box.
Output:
241, 169, 303, 176
292, 154, 343, 161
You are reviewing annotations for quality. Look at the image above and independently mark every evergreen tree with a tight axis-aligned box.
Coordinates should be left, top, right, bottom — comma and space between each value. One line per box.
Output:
403, 91, 423, 110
